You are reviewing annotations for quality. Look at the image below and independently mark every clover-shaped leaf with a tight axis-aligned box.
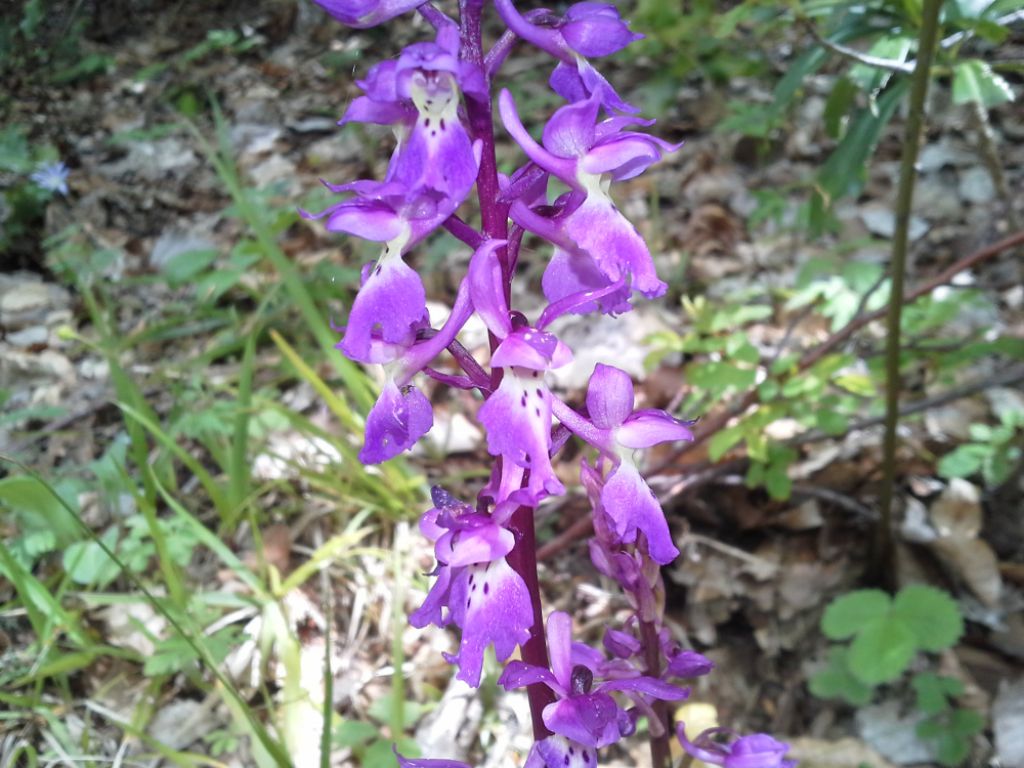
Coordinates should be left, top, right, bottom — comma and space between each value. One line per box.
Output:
821, 589, 890, 640
848, 615, 917, 684
891, 585, 963, 652
809, 647, 874, 705
912, 673, 963, 715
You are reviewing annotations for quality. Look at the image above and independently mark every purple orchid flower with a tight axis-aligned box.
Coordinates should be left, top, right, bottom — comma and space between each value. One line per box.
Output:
303, 178, 463, 366
313, 0, 426, 28
410, 488, 533, 687
500, 91, 678, 314
493, 0, 641, 112
468, 240, 572, 503
500, 611, 688, 749
676, 724, 797, 768
339, 22, 484, 204
556, 364, 693, 564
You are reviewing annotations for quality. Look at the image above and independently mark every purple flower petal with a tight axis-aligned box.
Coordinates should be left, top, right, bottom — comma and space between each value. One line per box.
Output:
585, 364, 634, 429
545, 611, 574, 692
543, 693, 621, 748
360, 379, 433, 464
530, 736, 598, 768
617, 409, 695, 448
549, 59, 638, 114
598, 675, 689, 701
562, 196, 667, 301
581, 133, 679, 181
314, 0, 425, 27
467, 239, 512, 338
340, 256, 427, 364
436, 523, 515, 567
491, 328, 573, 371
542, 97, 600, 159
478, 370, 564, 500
499, 660, 563, 694
446, 558, 533, 687
541, 248, 633, 316
600, 461, 679, 565
388, 92, 480, 205
408, 560, 453, 628
499, 90, 579, 184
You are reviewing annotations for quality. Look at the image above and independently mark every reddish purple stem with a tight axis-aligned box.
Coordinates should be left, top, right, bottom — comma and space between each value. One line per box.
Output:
459, 0, 554, 741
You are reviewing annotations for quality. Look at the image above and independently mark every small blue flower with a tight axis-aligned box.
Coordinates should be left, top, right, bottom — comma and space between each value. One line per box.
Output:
30, 162, 69, 196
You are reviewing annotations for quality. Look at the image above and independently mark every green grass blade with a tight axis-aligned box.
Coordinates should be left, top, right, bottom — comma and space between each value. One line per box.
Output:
228, 332, 257, 523
118, 403, 231, 523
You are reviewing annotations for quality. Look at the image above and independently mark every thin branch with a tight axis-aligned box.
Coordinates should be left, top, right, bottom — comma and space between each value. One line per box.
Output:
808, 27, 915, 74
793, 362, 1024, 445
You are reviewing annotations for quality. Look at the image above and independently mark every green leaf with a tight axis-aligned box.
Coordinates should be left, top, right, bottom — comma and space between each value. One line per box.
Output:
758, 379, 780, 401
0, 475, 81, 545
952, 59, 1015, 106
834, 373, 877, 397
949, 708, 984, 736
709, 425, 746, 462
686, 362, 757, 393
822, 590, 891, 639
772, 47, 828, 114
824, 78, 858, 139
849, 36, 912, 95
816, 79, 908, 207
62, 527, 121, 586
816, 410, 849, 436
333, 720, 377, 749
938, 444, 988, 479
162, 248, 219, 285
848, 616, 917, 684
809, 647, 875, 705
912, 673, 962, 715
764, 460, 792, 500
891, 584, 964, 651
363, 739, 399, 767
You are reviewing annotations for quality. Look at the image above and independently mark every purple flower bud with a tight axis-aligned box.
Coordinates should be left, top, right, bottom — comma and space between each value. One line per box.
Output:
603, 628, 642, 659
493, 0, 641, 112
665, 648, 715, 679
